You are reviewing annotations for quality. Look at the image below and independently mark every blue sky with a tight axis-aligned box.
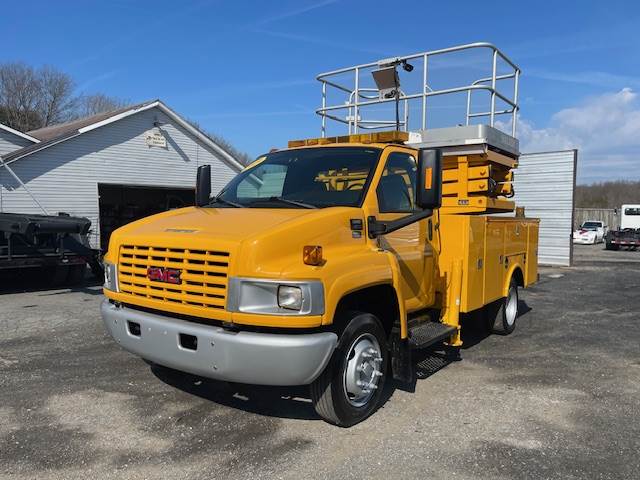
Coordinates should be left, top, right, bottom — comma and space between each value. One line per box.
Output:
2, 0, 639, 184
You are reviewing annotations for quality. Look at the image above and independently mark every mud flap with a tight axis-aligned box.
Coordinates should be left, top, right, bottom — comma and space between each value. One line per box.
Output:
390, 327, 413, 383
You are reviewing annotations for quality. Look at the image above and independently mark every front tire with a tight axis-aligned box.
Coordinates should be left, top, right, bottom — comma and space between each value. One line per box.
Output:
488, 277, 519, 335
310, 312, 388, 427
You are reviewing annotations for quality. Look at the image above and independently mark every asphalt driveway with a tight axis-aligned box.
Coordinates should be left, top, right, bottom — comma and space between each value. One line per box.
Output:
1, 244, 638, 479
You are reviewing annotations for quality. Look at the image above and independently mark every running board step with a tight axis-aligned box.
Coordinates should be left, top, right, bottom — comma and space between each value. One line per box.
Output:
408, 322, 457, 349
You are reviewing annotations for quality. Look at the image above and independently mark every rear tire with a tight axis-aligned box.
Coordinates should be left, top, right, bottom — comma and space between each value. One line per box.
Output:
488, 277, 519, 335
605, 242, 618, 251
310, 312, 388, 427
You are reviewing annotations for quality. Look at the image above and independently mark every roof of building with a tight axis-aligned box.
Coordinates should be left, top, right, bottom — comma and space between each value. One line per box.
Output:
0, 123, 40, 144
1, 100, 244, 171
27, 101, 154, 142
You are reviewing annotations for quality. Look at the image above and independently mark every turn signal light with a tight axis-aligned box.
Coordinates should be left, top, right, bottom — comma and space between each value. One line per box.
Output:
303, 245, 323, 266
424, 167, 433, 189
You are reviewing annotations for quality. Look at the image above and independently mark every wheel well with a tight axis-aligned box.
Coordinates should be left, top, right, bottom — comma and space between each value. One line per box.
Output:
333, 284, 399, 338
512, 267, 524, 287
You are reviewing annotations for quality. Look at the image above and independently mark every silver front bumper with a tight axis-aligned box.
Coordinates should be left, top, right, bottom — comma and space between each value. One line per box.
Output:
101, 300, 337, 386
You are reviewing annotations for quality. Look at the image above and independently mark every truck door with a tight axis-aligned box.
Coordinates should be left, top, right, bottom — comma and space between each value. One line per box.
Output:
375, 150, 434, 311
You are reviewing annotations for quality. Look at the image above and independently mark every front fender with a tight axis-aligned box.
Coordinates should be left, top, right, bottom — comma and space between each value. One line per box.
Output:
322, 250, 395, 325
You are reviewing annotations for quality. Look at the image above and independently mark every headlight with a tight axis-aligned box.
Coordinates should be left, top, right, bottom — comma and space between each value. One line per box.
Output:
227, 278, 324, 315
103, 261, 118, 292
278, 285, 303, 310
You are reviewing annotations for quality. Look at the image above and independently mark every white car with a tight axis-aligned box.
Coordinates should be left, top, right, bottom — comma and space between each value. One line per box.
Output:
573, 220, 607, 244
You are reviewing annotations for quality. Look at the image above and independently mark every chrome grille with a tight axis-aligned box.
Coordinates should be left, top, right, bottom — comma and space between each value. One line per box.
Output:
118, 245, 230, 309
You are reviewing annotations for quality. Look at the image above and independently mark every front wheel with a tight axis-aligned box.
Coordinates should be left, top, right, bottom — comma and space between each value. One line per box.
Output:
488, 277, 519, 335
310, 312, 388, 427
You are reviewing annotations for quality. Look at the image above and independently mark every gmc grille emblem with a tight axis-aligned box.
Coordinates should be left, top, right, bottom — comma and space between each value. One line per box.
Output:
147, 267, 182, 285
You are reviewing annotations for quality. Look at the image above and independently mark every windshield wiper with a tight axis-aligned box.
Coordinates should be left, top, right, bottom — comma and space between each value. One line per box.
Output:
208, 196, 242, 208
251, 196, 318, 209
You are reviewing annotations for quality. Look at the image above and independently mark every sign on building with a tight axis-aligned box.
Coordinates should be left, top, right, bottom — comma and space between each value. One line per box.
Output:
145, 129, 167, 148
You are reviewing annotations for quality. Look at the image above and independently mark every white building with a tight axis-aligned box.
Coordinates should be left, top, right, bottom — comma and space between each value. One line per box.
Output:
0, 123, 38, 156
0, 100, 244, 250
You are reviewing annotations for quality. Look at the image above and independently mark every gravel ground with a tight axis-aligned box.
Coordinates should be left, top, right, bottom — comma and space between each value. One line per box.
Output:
1, 243, 638, 479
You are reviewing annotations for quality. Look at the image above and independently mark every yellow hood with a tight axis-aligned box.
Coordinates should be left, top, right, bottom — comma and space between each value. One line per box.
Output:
111, 206, 312, 241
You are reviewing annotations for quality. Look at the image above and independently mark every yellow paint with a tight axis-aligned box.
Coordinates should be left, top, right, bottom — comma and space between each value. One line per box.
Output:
436, 215, 539, 314
443, 259, 463, 347
103, 143, 538, 340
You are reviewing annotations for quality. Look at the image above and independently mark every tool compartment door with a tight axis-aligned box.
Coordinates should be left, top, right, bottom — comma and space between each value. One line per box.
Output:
525, 221, 539, 285
483, 219, 506, 304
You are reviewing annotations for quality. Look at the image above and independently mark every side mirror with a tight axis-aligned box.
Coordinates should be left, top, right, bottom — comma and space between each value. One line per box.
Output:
416, 148, 442, 210
195, 165, 211, 207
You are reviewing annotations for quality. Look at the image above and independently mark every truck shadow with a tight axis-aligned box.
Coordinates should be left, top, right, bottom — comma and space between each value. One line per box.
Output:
150, 300, 533, 422
149, 364, 322, 420
0, 269, 102, 295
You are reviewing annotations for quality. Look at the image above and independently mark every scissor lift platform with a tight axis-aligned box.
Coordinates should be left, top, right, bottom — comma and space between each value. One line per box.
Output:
409, 125, 518, 214
314, 42, 522, 214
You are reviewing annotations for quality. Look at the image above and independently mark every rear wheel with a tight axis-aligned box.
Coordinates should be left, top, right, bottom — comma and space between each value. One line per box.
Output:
488, 277, 519, 335
310, 312, 388, 427
605, 242, 618, 251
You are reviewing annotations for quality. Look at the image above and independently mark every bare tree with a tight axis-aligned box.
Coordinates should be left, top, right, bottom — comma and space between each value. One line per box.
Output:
0, 63, 126, 132
576, 181, 640, 208
0, 61, 250, 164
76, 93, 127, 118
0, 62, 78, 131
0, 62, 42, 132
205, 131, 253, 165
38, 65, 77, 126
186, 118, 253, 165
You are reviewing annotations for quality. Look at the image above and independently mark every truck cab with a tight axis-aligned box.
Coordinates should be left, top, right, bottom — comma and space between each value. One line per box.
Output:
606, 205, 640, 250
101, 43, 539, 426
620, 205, 640, 230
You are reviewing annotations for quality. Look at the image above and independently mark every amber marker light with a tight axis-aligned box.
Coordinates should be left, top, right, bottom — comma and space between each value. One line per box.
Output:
425, 167, 433, 189
303, 245, 323, 266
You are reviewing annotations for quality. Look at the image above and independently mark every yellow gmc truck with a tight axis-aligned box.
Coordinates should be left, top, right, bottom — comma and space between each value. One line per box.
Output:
101, 44, 539, 426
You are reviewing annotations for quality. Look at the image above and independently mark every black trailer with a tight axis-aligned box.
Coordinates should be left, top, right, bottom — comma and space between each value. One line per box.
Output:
605, 228, 640, 250
0, 212, 101, 285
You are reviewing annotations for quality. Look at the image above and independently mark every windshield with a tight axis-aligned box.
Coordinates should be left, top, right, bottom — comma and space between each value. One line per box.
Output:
581, 222, 600, 230
215, 147, 381, 208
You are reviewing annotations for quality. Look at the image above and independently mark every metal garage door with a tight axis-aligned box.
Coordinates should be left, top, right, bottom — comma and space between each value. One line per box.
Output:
510, 150, 577, 266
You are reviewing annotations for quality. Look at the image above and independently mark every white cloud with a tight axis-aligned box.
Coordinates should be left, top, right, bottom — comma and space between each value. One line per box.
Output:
497, 88, 640, 183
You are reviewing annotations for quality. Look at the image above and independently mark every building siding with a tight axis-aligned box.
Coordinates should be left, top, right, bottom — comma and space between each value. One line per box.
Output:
0, 128, 34, 156
0, 107, 241, 248
508, 150, 577, 266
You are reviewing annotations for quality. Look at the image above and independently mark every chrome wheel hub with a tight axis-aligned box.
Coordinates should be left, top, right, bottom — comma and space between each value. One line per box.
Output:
343, 333, 383, 407
505, 286, 518, 326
